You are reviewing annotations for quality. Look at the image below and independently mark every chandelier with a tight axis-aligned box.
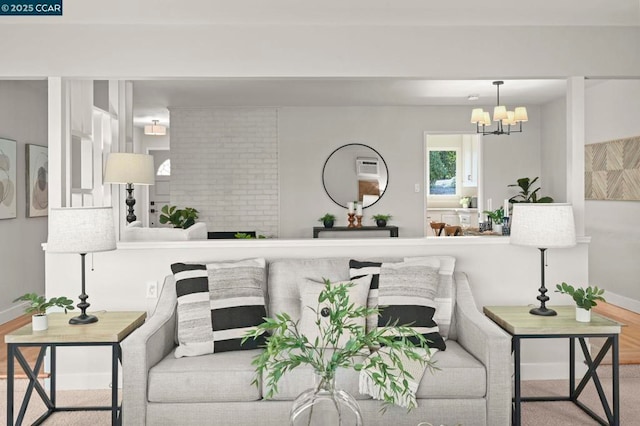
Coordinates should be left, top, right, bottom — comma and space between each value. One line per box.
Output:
144, 120, 167, 136
470, 81, 528, 135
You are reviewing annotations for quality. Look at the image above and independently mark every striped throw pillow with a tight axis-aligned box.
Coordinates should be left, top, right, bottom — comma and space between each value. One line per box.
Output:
349, 260, 382, 333
378, 262, 446, 351
171, 258, 267, 358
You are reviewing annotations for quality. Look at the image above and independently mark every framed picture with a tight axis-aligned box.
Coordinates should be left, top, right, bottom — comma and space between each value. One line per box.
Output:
0, 138, 17, 219
26, 144, 48, 217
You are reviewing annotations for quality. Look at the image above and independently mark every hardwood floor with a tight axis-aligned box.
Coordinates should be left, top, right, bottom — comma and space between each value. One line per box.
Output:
0, 314, 49, 379
593, 301, 640, 364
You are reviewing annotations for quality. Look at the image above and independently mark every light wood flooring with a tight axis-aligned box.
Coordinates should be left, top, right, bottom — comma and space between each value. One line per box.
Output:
1, 302, 639, 378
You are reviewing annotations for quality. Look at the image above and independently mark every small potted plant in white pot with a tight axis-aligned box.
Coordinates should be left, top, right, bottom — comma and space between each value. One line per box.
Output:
372, 214, 392, 227
318, 213, 336, 228
13, 293, 75, 331
555, 282, 606, 322
459, 197, 470, 209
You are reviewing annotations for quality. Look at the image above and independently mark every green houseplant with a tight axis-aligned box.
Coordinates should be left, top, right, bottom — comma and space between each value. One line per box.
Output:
243, 279, 436, 421
372, 214, 392, 227
555, 282, 606, 322
318, 213, 336, 229
508, 177, 554, 203
159, 205, 199, 229
13, 293, 75, 331
483, 207, 504, 225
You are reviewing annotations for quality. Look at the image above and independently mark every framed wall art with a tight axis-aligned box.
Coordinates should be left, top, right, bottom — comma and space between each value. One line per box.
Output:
0, 138, 17, 219
26, 144, 48, 217
585, 136, 640, 201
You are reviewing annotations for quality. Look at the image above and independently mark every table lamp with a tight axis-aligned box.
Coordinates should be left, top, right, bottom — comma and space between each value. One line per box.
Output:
47, 207, 117, 324
510, 203, 576, 316
104, 153, 155, 223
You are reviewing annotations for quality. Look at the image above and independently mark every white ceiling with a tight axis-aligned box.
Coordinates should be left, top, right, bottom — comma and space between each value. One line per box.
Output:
132, 78, 574, 127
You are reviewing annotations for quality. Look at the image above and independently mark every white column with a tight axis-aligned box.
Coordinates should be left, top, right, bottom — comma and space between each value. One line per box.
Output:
566, 76, 585, 236
47, 77, 64, 208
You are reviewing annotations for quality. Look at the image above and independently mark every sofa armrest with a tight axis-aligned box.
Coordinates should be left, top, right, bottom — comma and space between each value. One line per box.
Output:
454, 272, 512, 426
122, 276, 178, 426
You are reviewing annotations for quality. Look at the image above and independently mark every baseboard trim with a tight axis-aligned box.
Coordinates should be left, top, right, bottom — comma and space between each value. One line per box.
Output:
0, 303, 28, 325
603, 291, 640, 314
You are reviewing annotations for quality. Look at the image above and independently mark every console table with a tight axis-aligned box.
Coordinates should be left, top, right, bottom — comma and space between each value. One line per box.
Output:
313, 226, 399, 238
483, 305, 621, 426
5, 311, 146, 426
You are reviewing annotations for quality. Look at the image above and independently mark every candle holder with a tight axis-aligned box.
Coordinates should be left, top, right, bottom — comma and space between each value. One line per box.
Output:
347, 213, 356, 228
502, 217, 510, 236
355, 215, 363, 228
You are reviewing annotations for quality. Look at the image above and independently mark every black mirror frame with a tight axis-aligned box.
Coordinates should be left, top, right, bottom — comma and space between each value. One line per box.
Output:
321, 143, 389, 209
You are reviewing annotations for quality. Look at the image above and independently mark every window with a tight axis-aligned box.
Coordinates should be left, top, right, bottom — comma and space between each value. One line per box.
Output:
428, 149, 458, 196
156, 159, 171, 176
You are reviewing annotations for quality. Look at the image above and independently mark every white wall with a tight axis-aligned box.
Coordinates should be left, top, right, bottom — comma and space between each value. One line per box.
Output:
279, 106, 542, 238
170, 108, 279, 236
0, 81, 48, 323
584, 80, 640, 305
540, 96, 568, 202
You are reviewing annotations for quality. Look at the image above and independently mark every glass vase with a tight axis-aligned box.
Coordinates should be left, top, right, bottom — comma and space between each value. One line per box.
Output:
290, 371, 363, 426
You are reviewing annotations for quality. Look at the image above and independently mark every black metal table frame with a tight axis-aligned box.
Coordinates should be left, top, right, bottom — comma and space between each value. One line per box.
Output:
7, 341, 122, 426
512, 333, 619, 426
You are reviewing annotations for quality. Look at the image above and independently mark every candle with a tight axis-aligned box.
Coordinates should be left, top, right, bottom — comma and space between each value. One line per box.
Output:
503, 199, 509, 218
356, 203, 363, 216
348, 202, 354, 214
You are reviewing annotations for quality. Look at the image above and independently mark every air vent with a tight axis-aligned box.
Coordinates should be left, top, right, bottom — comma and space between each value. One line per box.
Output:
356, 157, 379, 178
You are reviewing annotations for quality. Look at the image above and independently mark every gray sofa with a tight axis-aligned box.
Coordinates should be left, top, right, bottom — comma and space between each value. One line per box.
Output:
122, 258, 511, 426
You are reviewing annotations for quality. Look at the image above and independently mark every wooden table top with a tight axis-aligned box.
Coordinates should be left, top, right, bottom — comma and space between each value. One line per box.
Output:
483, 305, 621, 336
4, 311, 146, 344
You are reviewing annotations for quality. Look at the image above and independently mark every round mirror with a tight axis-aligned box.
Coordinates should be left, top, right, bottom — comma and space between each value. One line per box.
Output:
322, 143, 389, 209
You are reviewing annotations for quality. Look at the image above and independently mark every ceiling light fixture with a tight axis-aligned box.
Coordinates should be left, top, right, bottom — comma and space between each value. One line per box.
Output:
144, 120, 167, 136
470, 81, 528, 136
467, 94, 479, 101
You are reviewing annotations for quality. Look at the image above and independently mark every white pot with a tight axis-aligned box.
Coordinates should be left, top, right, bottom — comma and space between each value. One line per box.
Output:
575, 307, 591, 323
493, 224, 503, 234
32, 314, 48, 331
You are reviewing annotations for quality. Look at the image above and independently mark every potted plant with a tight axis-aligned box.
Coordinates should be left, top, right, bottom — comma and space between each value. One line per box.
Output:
13, 293, 75, 331
318, 213, 336, 228
372, 214, 392, 227
508, 177, 554, 203
483, 207, 504, 233
459, 197, 470, 208
243, 279, 436, 423
555, 282, 606, 322
159, 205, 199, 229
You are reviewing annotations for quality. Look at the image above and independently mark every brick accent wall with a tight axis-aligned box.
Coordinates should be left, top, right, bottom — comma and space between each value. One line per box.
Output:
169, 107, 279, 237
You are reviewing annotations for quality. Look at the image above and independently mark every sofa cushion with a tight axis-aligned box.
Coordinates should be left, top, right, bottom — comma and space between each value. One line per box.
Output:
171, 258, 267, 357
415, 341, 486, 398
377, 261, 447, 351
298, 275, 372, 348
148, 349, 262, 403
348, 260, 382, 333
262, 352, 373, 401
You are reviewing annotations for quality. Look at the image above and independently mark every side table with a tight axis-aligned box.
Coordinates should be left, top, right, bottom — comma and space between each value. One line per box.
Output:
312, 225, 399, 238
5, 311, 146, 426
483, 305, 621, 426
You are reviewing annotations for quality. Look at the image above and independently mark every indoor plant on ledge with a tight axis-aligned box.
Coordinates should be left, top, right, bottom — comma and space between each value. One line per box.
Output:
555, 282, 606, 322
243, 279, 436, 425
318, 213, 337, 228
371, 214, 392, 227
159, 204, 199, 229
13, 293, 75, 331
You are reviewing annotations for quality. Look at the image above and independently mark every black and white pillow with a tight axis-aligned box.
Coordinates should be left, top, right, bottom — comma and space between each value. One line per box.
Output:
377, 262, 446, 351
349, 260, 382, 333
171, 258, 267, 358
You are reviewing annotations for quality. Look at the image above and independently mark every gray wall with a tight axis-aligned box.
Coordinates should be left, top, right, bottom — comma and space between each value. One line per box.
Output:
584, 80, 640, 303
0, 80, 48, 322
540, 95, 568, 202
279, 106, 542, 238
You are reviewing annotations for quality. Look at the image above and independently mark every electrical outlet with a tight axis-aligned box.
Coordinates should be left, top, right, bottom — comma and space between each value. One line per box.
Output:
414, 183, 420, 193
146, 281, 158, 299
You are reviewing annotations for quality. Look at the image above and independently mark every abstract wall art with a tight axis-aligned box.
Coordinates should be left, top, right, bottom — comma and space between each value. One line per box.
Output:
585, 136, 640, 201
26, 144, 48, 217
0, 138, 17, 219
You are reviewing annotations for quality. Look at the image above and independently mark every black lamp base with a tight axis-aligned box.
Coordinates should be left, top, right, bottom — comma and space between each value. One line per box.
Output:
69, 313, 98, 325
529, 306, 557, 316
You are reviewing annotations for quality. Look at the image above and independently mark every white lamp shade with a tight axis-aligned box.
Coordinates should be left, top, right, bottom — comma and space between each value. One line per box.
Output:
47, 207, 117, 253
104, 153, 155, 185
514, 107, 528, 122
144, 121, 167, 136
471, 108, 484, 124
493, 105, 507, 121
510, 203, 577, 248
502, 111, 516, 126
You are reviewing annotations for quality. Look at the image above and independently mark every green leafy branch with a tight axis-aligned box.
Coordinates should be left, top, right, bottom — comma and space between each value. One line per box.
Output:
13, 293, 75, 315
555, 282, 606, 310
